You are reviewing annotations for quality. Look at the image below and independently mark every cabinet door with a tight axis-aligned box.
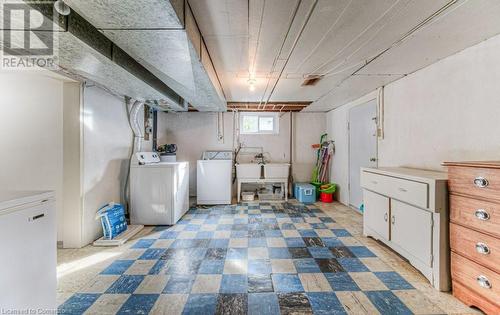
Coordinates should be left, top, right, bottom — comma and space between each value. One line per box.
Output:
363, 190, 389, 240
391, 200, 432, 266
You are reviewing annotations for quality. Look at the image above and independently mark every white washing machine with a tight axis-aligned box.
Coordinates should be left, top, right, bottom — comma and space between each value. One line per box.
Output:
197, 151, 233, 205
130, 152, 189, 225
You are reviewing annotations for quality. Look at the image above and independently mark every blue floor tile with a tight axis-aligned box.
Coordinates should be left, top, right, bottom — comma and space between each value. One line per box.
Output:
324, 272, 360, 291
106, 275, 144, 294
337, 258, 369, 272
248, 293, 280, 315
332, 229, 352, 237
138, 248, 166, 260
348, 246, 376, 258
185, 224, 201, 231
196, 231, 214, 239
321, 237, 343, 247
117, 294, 159, 314
199, 260, 225, 274
132, 239, 156, 249
374, 272, 414, 290
294, 258, 321, 273
182, 294, 217, 315
164, 275, 196, 293
160, 231, 179, 239
365, 291, 413, 315
220, 274, 248, 293
268, 247, 291, 259
101, 260, 134, 275
209, 238, 229, 248
265, 230, 283, 237
308, 247, 334, 259
299, 229, 318, 237
248, 259, 272, 274
58, 293, 100, 315
307, 292, 347, 315
285, 237, 306, 247
272, 274, 304, 293
149, 260, 167, 275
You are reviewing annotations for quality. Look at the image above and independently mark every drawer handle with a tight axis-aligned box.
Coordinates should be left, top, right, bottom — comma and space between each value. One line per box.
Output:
384, 213, 388, 222
475, 209, 490, 221
391, 215, 395, 225
476, 242, 490, 255
398, 187, 407, 192
477, 275, 492, 289
371, 180, 378, 185
473, 177, 489, 188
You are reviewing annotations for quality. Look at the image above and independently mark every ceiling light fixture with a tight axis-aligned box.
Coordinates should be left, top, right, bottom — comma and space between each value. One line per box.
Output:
248, 78, 256, 92
54, 0, 71, 16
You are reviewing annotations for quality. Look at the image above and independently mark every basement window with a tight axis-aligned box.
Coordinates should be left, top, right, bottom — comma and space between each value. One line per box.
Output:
240, 112, 279, 135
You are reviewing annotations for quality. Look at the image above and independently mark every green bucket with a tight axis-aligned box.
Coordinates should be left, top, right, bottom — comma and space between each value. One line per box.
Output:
310, 181, 324, 198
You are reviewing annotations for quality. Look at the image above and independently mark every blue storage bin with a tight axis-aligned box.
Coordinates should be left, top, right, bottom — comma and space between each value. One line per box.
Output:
294, 183, 316, 203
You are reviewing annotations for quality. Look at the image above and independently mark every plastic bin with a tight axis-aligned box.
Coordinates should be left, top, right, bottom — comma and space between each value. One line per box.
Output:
241, 192, 255, 201
295, 183, 316, 204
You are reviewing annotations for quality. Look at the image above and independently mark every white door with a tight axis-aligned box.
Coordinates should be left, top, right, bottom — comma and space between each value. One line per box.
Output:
349, 100, 378, 209
391, 200, 433, 266
363, 190, 389, 241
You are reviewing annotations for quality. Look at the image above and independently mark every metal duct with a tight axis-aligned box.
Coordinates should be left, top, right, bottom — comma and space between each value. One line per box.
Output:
21, 1, 187, 111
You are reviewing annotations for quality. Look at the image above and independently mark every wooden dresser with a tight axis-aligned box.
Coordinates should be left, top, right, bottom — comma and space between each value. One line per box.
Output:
443, 161, 500, 314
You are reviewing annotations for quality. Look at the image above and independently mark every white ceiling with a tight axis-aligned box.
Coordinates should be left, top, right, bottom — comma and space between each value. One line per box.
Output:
188, 0, 500, 111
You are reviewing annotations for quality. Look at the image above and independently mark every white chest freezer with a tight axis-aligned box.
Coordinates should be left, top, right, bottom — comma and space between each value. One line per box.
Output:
0, 191, 57, 310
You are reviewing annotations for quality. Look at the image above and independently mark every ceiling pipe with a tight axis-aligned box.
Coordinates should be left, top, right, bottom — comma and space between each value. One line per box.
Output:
260, 0, 319, 110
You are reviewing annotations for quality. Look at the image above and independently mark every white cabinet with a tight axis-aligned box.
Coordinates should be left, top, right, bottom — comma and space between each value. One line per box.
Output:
363, 191, 389, 241
391, 200, 432, 266
361, 167, 449, 291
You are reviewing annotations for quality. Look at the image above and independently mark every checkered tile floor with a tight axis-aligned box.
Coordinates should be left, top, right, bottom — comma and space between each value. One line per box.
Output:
59, 202, 420, 314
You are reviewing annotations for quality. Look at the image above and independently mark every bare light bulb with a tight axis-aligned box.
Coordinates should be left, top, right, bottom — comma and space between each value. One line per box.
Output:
248, 78, 256, 91
54, 0, 71, 16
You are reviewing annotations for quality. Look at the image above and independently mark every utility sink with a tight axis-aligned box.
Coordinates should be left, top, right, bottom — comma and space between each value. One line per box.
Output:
263, 163, 290, 179
236, 163, 262, 179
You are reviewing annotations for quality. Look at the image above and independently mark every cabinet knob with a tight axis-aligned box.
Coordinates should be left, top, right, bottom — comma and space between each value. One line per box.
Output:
477, 275, 492, 289
475, 242, 490, 255
473, 177, 489, 188
475, 209, 490, 221
384, 213, 388, 222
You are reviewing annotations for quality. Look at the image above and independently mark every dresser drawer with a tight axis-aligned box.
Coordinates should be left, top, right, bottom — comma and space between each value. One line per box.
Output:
448, 166, 500, 201
450, 194, 500, 238
361, 171, 428, 209
451, 252, 500, 308
450, 223, 500, 273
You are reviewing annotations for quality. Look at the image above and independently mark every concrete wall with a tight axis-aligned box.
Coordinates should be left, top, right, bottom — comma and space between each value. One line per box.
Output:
158, 112, 326, 195
0, 72, 65, 241
327, 33, 500, 206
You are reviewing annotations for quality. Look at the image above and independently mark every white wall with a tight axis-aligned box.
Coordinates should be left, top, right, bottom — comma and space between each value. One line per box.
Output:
327, 33, 500, 206
80, 85, 133, 246
158, 112, 326, 195
0, 72, 65, 241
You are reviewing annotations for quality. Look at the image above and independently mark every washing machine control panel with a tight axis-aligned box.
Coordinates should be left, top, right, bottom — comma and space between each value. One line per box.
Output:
136, 152, 160, 164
